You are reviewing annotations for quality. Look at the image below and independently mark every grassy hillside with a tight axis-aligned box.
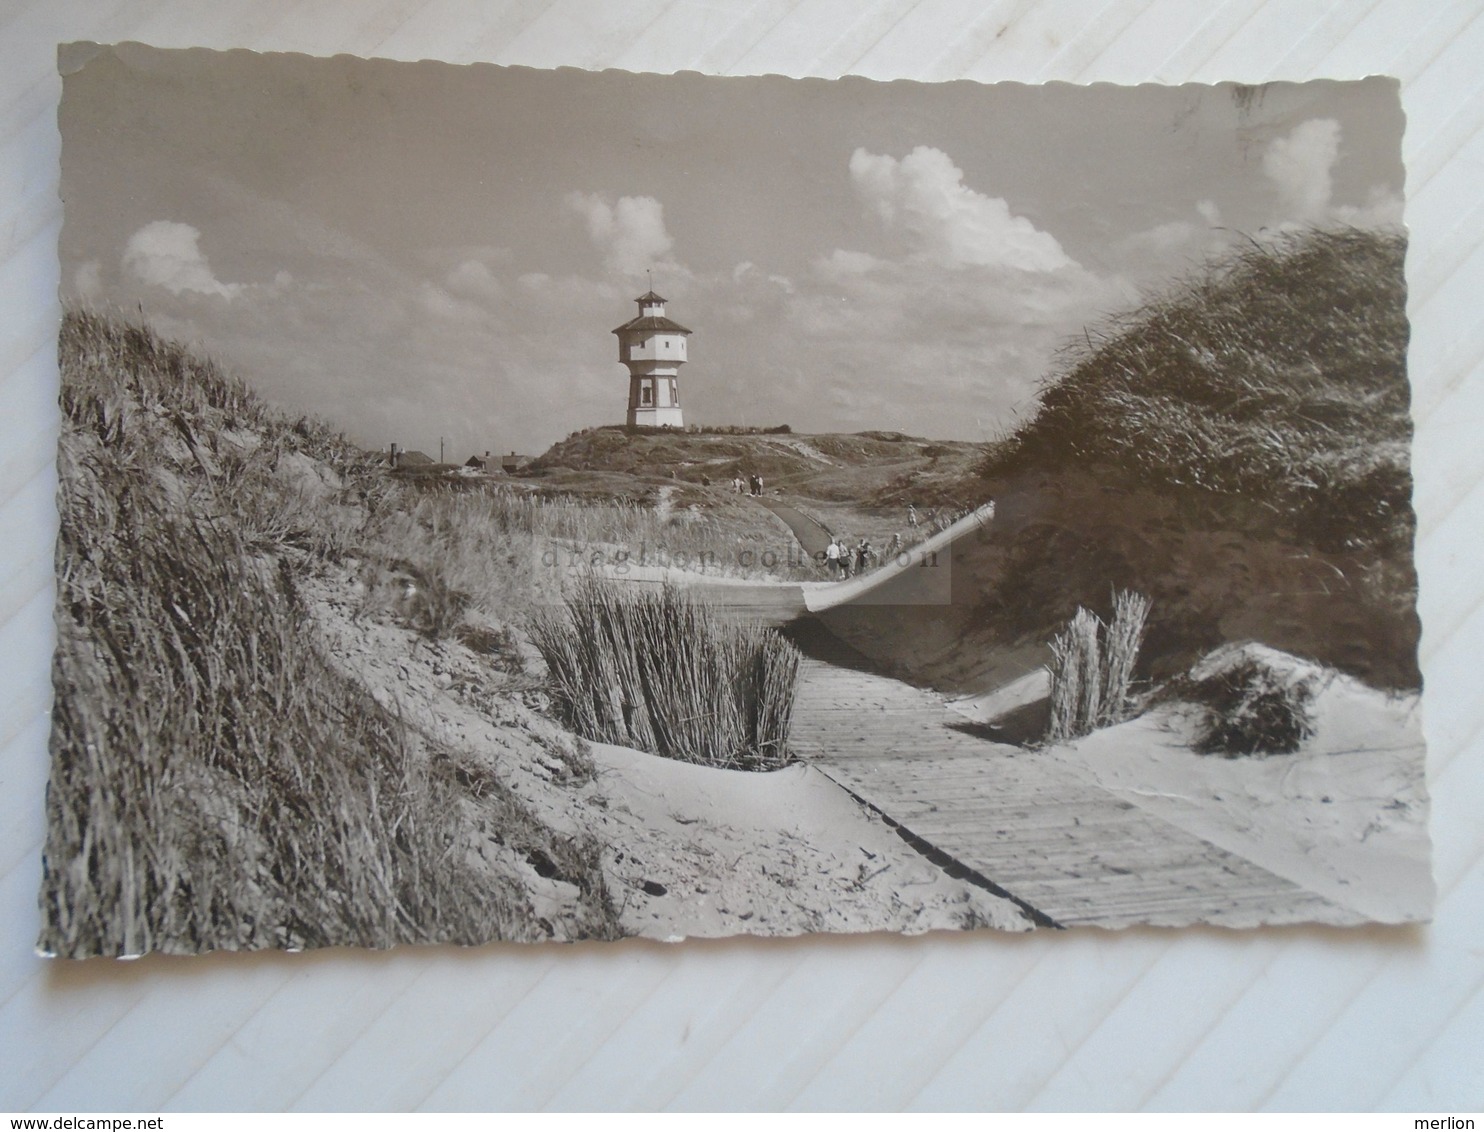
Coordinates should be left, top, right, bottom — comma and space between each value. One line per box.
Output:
983, 228, 1412, 557
528, 425, 988, 507
44, 311, 617, 955
946, 227, 1417, 691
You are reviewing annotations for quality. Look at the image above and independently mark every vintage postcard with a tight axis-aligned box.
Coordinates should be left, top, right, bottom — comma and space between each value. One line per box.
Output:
44, 44, 1429, 956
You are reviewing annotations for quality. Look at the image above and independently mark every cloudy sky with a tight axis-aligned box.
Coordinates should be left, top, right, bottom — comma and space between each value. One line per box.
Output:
59, 45, 1404, 457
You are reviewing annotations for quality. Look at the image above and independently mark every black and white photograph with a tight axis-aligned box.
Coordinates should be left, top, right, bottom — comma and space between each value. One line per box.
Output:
44, 43, 1430, 958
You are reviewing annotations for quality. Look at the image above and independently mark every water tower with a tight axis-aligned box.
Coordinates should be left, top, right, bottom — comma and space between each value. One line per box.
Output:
613, 290, 691, 428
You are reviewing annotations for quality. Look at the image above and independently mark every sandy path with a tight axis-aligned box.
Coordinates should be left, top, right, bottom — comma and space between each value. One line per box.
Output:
741, 496, 992, 612
560, 496, 988, 622
753, 497, 833, 556
587, 742, 1032, 938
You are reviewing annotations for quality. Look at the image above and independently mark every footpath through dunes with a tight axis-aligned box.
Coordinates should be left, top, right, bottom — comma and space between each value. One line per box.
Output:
753, 496, 832, 558
789, 659, 1364, 929
595, 497, 994, 627
595, 497, 1372, 927
672, 497, 995, 625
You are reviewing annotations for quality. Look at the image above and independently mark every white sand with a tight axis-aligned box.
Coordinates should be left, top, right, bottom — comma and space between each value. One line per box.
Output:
587, 743, 1029, 939
1055, 647, 1432, 923
305, 568, 1033, 942
306, 561, 1429, 936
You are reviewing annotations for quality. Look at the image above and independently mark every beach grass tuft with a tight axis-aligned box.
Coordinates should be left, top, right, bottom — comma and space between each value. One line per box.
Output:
527, 575, 800, 771
1046, 591, 1151, 743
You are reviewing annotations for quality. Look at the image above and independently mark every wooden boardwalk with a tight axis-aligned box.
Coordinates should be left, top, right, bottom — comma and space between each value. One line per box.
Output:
789, 659, 1360, 929
637, 500, 1358, 927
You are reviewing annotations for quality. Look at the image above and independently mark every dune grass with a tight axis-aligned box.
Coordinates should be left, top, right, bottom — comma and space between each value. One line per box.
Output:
985, 228, 1412, 556
527, 576, 801, 771
1046, 591, 1151, 743
958, 227, 1418, 691
370, 475, 818, 595
43, 311, 609, 955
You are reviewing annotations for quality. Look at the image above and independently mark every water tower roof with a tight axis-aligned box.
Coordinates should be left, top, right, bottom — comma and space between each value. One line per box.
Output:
635, 290, 667, 302
612, 314, 692, 335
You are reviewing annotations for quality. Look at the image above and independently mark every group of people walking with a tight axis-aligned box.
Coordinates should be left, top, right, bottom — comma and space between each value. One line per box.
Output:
824, 535, 872, 579
733, 473, 765, 496
721, 483, 983, 580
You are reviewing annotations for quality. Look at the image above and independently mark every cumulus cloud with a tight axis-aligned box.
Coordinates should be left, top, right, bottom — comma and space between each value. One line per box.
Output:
73, 260, 103, 301
565, 191, 675, 276
445, 259, 503, 303
732, 261, 795, 292
733, 145, 1122, 434
1258, 120, 1403, 231
1110, 205, 1238, 279
849, 146, 1074, 272
1263, 118, 1342, 222
123, 221, 242, 298
1336, 184, 1405, 228
1117, 220, 1197, 258
416, 281, 485, 322
814, 249, 879, 282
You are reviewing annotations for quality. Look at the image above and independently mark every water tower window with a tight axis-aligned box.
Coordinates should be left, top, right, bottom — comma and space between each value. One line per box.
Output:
640, 380, 653, 406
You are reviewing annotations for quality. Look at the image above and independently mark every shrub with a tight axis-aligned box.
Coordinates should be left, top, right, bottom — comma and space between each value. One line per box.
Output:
527, 576, 800, 770
1188, 656, 1316, 757
357, 556, 470, 639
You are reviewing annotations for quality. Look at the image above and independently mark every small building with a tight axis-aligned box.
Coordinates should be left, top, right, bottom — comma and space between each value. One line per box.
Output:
612, 290, 691, 428
500, 451, 530, 474
464, 451, 493, 471
387, 443, 434, 469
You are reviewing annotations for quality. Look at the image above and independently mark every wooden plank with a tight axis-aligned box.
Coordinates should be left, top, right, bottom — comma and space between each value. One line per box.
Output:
788, 658, 1359, 928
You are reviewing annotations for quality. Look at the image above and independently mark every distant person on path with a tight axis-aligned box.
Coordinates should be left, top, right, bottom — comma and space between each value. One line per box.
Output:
825, 537, 841, 577
886, 532, 901, 559
838, 536, 853, 578
907, 503, 918, 529
734, 475, 745, 494
756, 475, 764, 496
855, 539, 872, 575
